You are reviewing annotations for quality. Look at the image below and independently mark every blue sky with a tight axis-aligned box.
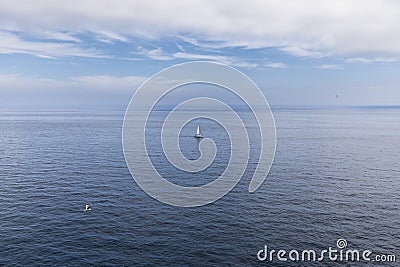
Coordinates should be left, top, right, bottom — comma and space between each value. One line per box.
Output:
0, 0, 399, 110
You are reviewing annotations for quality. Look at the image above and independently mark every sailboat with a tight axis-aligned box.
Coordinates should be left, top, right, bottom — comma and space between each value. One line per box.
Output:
194, 126, 203, 138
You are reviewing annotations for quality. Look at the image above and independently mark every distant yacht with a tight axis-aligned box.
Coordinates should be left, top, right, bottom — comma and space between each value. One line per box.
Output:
194, 126, 203, 139
85, 204, 91, 211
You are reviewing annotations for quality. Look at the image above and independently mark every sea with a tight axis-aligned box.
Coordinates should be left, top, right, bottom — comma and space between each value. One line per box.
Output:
1, 107, 399, 266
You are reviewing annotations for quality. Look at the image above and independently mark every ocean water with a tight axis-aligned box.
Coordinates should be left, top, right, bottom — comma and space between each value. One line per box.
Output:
0, 108, 399, 266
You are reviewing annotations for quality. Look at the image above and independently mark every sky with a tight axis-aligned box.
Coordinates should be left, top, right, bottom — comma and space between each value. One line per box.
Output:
0, 0, 399, 110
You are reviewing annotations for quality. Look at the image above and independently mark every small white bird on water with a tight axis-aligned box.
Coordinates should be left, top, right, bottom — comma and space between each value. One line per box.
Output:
85, 204, 91, 211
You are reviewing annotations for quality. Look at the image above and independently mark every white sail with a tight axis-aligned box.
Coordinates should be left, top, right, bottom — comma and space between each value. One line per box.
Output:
195, 126, 202, 138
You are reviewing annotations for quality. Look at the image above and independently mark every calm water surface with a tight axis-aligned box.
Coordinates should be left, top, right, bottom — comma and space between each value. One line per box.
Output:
0, 108, 399, 266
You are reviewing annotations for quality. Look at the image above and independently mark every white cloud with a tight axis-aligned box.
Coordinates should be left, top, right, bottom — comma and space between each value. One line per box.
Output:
280, 46, 326, 58
179, 36, 230, 50
316, 64, 342, 69
133, 47, 174, 60
36, 31, 81, 42
0, 31, 106, 58
1, 0, 399, 58
94, 31, 129, 44
345, 57, 399, 63
174, 52, 264, 68
133, 48, 267, 68
173, 52, 230, 62
264, 62, 288, 69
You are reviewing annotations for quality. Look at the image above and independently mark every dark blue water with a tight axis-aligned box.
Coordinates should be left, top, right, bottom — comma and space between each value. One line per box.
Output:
1, 108, 399, 266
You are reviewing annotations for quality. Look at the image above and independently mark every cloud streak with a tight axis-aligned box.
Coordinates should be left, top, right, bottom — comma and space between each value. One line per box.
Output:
345, 57, 399, 64
315, 64, 343, 69
133, 48, 287, 69
0, 31, 106, 58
